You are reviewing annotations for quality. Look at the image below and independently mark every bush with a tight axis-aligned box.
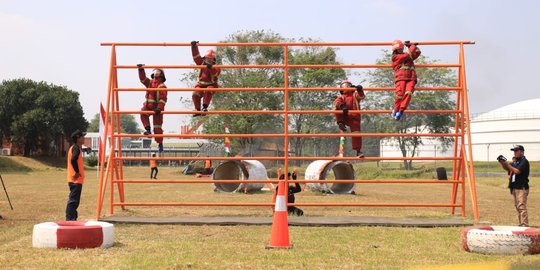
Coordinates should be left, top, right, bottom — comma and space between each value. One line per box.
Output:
84, 155, 98, 167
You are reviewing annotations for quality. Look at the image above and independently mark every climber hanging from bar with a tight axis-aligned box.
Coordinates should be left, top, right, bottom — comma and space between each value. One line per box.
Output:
191, 41, 221, 117
391, 40, 421, 121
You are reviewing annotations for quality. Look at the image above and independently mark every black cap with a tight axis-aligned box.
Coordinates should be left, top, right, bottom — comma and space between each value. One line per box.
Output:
71, 129, 87, 142
510, 145, 525, 151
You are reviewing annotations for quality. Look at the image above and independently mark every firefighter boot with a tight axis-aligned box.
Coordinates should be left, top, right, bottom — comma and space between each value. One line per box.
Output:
202, 104, 209, 116
395, 111, 404, 121
158, 143, 163, 153
356, 150, 365, 158
193, 109, 202, 117
143, 126, 152, 135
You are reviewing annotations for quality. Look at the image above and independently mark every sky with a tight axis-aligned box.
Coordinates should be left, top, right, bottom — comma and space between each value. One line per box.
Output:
1, 0, 539, 132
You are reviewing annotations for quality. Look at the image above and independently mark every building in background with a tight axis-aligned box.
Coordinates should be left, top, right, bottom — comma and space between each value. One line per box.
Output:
470, 98, 540, 161
379, 98, 540, 162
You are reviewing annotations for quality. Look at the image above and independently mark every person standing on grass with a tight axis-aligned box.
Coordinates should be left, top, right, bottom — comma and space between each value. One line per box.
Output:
66, 130, 86, 221
204, 158, 212, 175
498, 145, 530, 227
150, 153, 158, 179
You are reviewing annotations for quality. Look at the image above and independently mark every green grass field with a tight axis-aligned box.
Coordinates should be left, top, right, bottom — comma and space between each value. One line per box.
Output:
0, 158, 539, 269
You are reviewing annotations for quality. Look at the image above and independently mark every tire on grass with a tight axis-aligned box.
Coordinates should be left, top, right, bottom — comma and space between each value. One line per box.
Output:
461, 226, 540, 255
32, 221, 114, 249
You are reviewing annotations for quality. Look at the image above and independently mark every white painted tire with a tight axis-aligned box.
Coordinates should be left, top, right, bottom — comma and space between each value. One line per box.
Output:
33, 221, 114, 249
461, 226, 540, 254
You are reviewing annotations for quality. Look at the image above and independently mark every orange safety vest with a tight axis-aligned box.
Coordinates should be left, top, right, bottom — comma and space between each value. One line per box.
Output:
150, 160, 157, 168
67, 145, 85, 184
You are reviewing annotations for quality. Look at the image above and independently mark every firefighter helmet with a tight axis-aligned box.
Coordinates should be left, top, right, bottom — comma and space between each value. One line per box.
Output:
151, 68, 166, 82
204, 49, 216, 59
392, 40, 404, 51
340, 80, 352, 88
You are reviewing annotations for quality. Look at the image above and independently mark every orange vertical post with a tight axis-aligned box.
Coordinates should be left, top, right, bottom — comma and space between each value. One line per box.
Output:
96, 45, 116, 219
460, 43, 479, 220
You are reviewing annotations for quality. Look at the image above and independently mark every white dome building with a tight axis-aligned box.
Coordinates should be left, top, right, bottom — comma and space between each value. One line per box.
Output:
470, 98, 540, 161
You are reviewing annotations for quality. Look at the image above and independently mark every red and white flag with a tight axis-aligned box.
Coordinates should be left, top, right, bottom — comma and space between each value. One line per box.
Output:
98, 103, 112, 163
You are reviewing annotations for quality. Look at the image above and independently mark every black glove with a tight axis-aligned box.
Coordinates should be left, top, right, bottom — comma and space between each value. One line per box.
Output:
342, 106, 348, 117
355, 85, 363, 93
191, 41, 199, 47
206, 64, 213, 69
137, 63, 144, 70
497, 155, 507, 162
404, 40, 411, 47
338, 122, 347, 131
154, 108, 162, 115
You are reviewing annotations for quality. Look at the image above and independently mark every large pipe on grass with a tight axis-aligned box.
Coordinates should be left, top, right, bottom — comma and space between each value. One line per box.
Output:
305, 160, 356, 194
212, 160, 266, 193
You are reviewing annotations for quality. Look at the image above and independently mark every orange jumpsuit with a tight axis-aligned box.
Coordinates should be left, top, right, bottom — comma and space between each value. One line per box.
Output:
392, 44, 421, 112
333, 90, 365, 151
139, 69, 167, 143
192, 45, 221, 110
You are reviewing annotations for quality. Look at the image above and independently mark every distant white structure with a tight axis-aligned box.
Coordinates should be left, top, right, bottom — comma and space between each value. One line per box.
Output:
379, 98, 540, 161
380, 137, 455, 159
470, 98, 540, 161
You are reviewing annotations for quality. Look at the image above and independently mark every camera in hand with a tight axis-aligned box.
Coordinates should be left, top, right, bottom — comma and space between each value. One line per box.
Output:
497, 155, 507, 162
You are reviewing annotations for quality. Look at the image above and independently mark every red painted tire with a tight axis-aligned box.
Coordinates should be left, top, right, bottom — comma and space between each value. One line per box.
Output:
32, 221, 114, 249
461, 226, 540, 254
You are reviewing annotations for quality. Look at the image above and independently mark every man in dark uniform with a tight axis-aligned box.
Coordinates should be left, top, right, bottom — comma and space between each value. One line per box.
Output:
277, 171, 303, 216
498, 145, 530, 226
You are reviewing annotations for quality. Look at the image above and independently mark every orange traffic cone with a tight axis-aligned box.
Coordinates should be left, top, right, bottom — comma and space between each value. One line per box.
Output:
266, 179, 292, 249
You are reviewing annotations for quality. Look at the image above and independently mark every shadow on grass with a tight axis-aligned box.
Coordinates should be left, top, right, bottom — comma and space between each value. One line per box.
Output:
29, 156, 65, 168
0, 157, 32, 173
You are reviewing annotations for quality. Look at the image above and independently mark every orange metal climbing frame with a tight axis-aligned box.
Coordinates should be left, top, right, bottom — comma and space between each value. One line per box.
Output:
97, 41, 478, 220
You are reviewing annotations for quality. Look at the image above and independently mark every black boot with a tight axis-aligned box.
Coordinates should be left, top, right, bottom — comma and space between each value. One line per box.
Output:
143, 126, 151, 135
202, 104, 209, 116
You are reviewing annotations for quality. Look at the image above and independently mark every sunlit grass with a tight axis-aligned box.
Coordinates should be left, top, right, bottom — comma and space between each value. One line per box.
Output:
0, 163, 539, 269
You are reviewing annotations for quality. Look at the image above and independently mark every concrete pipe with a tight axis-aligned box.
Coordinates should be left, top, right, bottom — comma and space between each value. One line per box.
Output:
305, 160, 356, 194
212, 160, 267, 193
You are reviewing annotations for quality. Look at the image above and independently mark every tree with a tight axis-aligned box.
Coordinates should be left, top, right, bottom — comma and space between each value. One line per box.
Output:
181, 30, 347, 160
0, 79, 88, 156
288, 41, 347, 162
365, 51, 457, 169
88, 113, 141, 134
182, 30, 286, 156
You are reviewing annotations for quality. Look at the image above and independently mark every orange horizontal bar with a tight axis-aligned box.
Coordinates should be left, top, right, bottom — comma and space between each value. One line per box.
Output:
114, 86, 461, 92
115, 63, 459, 69
115, 109, 461, 115
113, 133, 462, 138
114, 156, 460, 161
113, 202, 464, 207
101, 41, 475, 47
113, 179, 462, 184
293, 203, 463, 207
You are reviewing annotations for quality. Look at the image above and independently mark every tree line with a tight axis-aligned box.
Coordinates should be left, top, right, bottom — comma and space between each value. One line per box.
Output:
0, 30, 456, 166
182, 30, 457, 168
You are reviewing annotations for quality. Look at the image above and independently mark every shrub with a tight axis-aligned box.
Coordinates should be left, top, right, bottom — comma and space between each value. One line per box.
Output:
84, 155, 98, 167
